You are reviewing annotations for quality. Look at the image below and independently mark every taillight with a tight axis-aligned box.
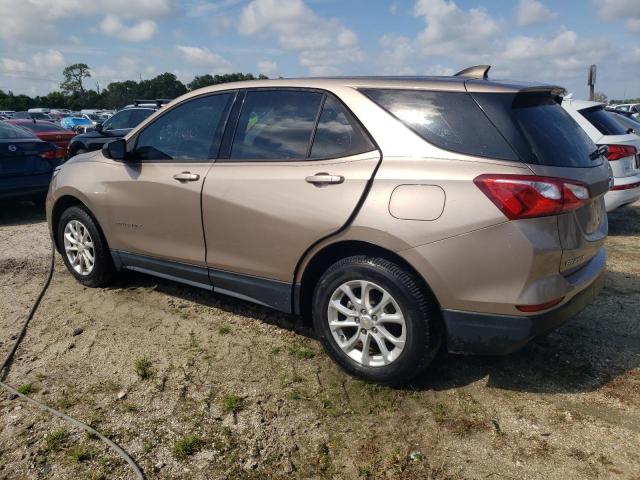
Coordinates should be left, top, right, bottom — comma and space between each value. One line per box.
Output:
601, 144, 637, 161
474, 174, 590, 220
516, 297, 564, 312
40, 148, 65, 160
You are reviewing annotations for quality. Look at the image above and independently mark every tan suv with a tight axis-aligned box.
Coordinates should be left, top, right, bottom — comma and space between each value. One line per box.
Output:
46, 66, 609, 384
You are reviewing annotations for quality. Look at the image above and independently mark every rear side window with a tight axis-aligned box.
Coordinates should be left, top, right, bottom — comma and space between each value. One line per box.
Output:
579, 106, 627, 136
134, 93, 233, 161
230, 90, 323, 160
310, 96, 374, 159
472, 93, 599, 167
361, 89, 517, 160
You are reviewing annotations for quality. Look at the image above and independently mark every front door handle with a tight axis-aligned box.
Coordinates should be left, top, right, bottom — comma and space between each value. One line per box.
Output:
305, 173, 344, 186
173, 172, 200, 182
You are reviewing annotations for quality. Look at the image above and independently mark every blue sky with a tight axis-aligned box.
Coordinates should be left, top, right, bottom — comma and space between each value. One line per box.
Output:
0, 0, 639, 99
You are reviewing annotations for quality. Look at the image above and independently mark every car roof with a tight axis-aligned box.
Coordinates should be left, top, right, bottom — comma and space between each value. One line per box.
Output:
562, 98, 603, 111
181, 76, 564, 98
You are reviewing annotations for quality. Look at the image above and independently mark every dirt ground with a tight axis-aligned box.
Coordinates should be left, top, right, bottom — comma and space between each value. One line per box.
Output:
0, 200, 639, 480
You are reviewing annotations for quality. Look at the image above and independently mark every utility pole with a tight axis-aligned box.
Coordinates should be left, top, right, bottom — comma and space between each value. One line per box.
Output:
588, 64, 596, 101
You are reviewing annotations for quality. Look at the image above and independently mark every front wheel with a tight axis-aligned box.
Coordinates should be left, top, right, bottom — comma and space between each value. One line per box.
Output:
312, 256, 442, 385
57, 206, 114, 287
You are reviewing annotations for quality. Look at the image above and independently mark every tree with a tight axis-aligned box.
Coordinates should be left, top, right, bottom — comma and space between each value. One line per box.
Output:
593, 91, 608, 103
60, 63, 91, 95
187, 73, 269, 91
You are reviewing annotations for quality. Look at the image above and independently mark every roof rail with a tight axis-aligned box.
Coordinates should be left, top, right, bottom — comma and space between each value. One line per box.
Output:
454, 65, 491, 80
133, 99, 172, 107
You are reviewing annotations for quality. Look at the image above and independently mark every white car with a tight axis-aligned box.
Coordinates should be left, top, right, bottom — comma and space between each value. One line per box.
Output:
563, 98, 640, 212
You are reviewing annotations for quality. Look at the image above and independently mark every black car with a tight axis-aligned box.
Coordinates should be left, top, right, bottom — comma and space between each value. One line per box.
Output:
67, 105, 160, 157
0, 121, 63, 202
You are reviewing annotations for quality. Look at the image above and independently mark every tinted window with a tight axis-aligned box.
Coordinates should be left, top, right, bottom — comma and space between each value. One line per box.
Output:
580, 106, 627, 136
362, 89, 517, 160
611, 113, 640, 134
472, 93, 599, 167
230, 90, 323, 160
134, 93, 233, 161
0, 122, 34, 139
128, 108, 154, 127
104, 110, 131, 130
310, 96, 374, 159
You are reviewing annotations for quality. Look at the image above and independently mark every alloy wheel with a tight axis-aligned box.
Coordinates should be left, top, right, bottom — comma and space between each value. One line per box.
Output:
63, 219, 95, 276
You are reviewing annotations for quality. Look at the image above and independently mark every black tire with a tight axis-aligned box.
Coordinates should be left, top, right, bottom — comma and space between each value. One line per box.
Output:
312, 256, 442, 385
57, 206, 114, 287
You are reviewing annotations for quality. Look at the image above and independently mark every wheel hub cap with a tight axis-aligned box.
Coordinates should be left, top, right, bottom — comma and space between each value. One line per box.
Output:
327, 280, 406, 368
63, 219, 95, 276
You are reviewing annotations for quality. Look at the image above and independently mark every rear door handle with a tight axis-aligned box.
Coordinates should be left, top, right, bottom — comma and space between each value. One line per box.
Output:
305, 173, 344, 186
173, 172, 200, 182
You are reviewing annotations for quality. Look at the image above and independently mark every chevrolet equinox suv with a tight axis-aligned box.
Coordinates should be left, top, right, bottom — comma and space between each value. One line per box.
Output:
47, 66, 609, 384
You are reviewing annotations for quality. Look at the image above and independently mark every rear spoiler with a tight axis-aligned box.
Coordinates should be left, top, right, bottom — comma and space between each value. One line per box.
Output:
455, 65, 566, 97
133, 99, 172, 107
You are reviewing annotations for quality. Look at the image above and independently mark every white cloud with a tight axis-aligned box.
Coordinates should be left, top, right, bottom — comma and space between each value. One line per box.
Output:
413, 0, 500, 55
0, 0, 173, 44
0, 50, 65, 84
594, 0, 640, 32
516, 0, 556, 26
377, 35, 417, 75
257, 60, 278, 77
100, 15, 158, 42
176, 45, 232, 72
238, 0, 363, 75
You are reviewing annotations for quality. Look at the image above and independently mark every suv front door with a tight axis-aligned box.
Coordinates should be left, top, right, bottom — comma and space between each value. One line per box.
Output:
201, 89, 381, 309
104, 92, 235, 279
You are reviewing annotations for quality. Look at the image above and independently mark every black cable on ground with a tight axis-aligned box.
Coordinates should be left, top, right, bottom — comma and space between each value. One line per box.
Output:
0, 238, 146, 479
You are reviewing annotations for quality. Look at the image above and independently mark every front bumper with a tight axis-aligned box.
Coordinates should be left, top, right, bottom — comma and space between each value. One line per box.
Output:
442, 268, 605, 355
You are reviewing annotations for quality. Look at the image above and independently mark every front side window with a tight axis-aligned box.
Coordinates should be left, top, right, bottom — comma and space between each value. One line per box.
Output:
230, 90, 323, 160
310, 96, 374, 159
134, 93, 233, 161
128, 108, 154, 128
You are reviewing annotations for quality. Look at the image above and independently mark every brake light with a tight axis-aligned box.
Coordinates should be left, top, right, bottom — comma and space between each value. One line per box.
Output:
601, 144, 637, 161
516, 297, 564, 312
40, 148, 65, 160
474, 174, 590, 220
611, 180, 640, 191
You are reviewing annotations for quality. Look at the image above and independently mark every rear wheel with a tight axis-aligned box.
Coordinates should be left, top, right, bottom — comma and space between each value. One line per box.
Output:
312, 256, 441, 385
57, 206, 114, 287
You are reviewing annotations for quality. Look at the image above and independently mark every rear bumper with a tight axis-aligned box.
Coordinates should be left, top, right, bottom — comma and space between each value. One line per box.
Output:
605, 175, 640, 212
442, 250, 606, 355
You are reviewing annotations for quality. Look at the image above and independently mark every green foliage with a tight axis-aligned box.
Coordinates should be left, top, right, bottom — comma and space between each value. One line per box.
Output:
17, 383, 33, 395
173, 434, 205, 459
134, 357, 152, 379
222, 394, 244, 414
45, 428, 68, 452
0, 64, 270, 111
288, 344, 316, 359
67, 445, 96, 463
218, 324, 231, 335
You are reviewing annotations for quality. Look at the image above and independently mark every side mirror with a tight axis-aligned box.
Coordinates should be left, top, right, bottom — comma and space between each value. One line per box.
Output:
102, 139, 127, 161
94, 123, 103, 133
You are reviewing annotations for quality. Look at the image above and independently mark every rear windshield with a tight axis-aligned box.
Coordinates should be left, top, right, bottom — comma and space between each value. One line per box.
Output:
472, 92, 600, 167
0, 122, 34, 139
579, 106, 628, 136
361, 89, 518, 160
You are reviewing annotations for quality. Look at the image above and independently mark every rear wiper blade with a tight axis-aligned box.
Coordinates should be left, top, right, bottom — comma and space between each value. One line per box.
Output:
590, 145, 608, 160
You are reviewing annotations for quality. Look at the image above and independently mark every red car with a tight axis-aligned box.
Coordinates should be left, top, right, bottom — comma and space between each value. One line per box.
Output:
5, 119, 74, 154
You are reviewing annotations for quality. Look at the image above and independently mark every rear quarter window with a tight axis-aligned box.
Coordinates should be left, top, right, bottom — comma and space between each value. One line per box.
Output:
360, 88, 518, 160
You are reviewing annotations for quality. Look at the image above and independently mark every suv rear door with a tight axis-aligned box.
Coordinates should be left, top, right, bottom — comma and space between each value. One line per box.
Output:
201, 89, 380, 308
470, 89, 610, 273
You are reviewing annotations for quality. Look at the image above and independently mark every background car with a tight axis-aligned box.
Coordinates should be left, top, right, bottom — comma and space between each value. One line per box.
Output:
614, 103, 640, 118
0, 121, 62, 202
563, 98, 640, 211
6, 119, 75, 151
12, 111, 54, 121
60, 116, 94, 132
67, 106, 157, 156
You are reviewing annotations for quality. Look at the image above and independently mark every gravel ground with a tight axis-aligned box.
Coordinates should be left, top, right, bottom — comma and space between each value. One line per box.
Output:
0, 199, 639, 480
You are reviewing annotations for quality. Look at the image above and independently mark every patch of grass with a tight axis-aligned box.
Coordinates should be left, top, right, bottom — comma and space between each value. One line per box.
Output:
432, 402, 447, 423
173, 434, 205, 459
270, 346, 281, 354
218, 325, 231, 335
222, 394, 244, 414
17, 383, 33, 395
68, 445, 96, 463
142, 441, 154, 455
288, 344, 316, 359
288, 390, 302, 401
45, 428, 68, 452
134, 357, 152, 380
